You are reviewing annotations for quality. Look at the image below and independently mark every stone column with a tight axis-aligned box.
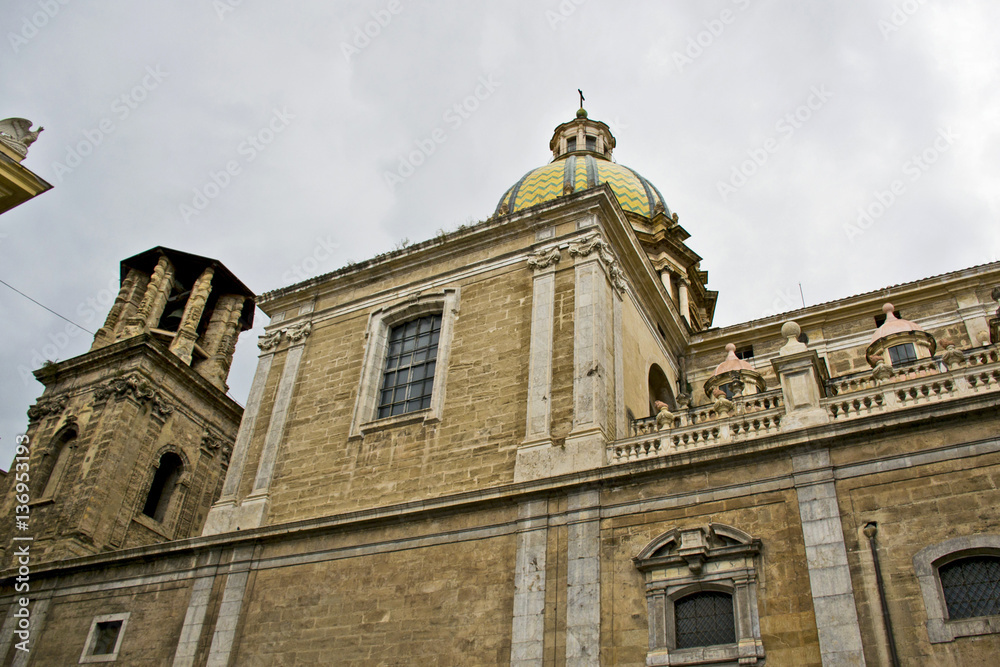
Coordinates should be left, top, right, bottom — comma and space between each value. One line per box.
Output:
509, 499, 549, 667
678, 278, 691, 326
196, 294, 246, 389
240, 320, 311, 529
170, 267, 215, 365
659, 270, 672, 302
566, 488, 601, 666
771, 321, 830, 430
202, 328, 283, 536
793, 449, 867, 666
91, 269, 143, 350
122, 256, 174, 338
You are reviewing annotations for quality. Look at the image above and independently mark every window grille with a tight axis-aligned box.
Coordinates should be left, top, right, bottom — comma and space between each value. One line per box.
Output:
378, 314, 441, 418
940, 556, 1000, 619
675, 591, 736, 649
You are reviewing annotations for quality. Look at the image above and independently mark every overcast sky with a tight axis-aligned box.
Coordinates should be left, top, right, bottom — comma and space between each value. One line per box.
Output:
2, 1, 998, 468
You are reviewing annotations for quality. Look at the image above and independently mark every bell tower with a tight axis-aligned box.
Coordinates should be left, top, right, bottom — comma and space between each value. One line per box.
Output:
0, 247, 255, 564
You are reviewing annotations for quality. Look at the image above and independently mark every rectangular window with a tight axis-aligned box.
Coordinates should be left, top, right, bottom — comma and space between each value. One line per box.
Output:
586, 135, 596, 152
566, 137, 576, 152
888, 343, 917, 366
377, 314, 441, 418
734, 344, 754, 361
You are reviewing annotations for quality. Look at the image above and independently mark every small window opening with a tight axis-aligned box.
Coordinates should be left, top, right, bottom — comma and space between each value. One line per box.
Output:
586, 135, 596, 152
566, 137, 577, 152
92, 621, 123, 655
888, 343, 918, 366
142, 452, 183, 522
733, 344, 754, 361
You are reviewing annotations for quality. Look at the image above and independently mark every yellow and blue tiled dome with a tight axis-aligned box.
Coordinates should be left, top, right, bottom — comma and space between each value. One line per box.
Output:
495, 108, 670, 219
494, 155, 669, 219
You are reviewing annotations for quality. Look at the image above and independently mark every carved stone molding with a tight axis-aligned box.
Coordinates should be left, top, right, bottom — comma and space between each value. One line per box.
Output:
526, 248, 561, 271
258, 330, 283, 352
568, 233, 627, 295
26, 395, 68, 422
200, 432, 233, 466
93, 373, 174, 416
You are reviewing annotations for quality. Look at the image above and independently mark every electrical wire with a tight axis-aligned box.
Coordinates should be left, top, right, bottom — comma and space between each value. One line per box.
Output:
0, 277, 95, 335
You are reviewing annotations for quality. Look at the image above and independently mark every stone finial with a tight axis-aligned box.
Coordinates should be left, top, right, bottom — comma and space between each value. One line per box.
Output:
654, 401, 674, 431
779, 320, 808, 355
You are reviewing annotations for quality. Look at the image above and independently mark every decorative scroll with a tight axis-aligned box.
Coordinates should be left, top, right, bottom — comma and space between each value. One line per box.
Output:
526, 248, 561, 271
26, 395, 68, 422
93, 373, 174, 416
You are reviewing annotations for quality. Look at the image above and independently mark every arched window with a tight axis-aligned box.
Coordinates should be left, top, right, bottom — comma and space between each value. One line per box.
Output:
142, 452, 183, 522
40, 428, 76, 499
914, 535, 1000, 643
939, 556, 1000, 620
648, 364, 674, 417
634, 524, 765, 665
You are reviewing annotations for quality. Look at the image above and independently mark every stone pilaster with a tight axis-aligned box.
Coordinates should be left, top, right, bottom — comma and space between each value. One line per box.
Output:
793, 449, 866, 666
522, 249, 559, 446
170, 267, 215, 365
204, 546, 255, 667
202, 328, 283, 536
509, 499, 549, 667
239, 321, 311, 529
565, 238, 613, 466
566, 488, 601, 666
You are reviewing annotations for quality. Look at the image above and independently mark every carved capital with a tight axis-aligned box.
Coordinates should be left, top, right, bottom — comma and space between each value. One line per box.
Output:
526, 248, 561, 271
284, 321, 312, 344
568, 233, 627, 295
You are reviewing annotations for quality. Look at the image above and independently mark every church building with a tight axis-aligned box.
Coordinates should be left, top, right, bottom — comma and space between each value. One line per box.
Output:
1, 108, 999, 666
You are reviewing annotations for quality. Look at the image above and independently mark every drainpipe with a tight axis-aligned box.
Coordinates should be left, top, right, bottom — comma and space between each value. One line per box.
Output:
864, 522, 900, 667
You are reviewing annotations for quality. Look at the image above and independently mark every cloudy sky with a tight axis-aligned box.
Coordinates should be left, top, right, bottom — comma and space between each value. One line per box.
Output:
2, 1, 998, 467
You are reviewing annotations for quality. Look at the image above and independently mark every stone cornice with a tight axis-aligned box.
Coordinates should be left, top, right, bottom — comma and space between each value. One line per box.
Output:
6, 376, 994, 590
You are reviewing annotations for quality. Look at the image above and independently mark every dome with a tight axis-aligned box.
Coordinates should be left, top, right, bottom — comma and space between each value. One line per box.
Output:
870, 303, 923, 344
494, 109, 670, 219
495, 156, 670, 219
713, 343, 754, 376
